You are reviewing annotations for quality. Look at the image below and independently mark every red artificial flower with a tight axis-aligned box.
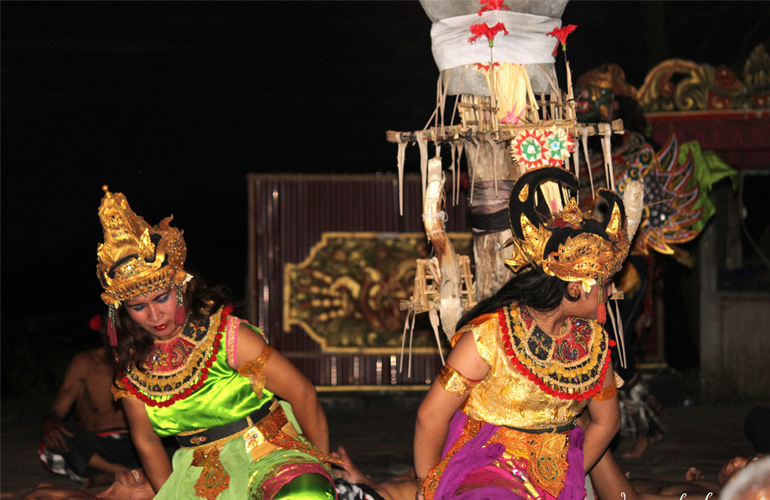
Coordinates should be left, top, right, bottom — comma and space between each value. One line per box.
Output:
478, 0, 509, 15
550, 218, 570, 228
469, 22, 509, 48
473, 62, 501, 72
547, 25, 577, 52
89, 314, 103, 331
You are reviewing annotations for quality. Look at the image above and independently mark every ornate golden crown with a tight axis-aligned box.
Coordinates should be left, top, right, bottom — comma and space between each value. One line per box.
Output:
96, 186, 187, 307
506, 167, 630, 285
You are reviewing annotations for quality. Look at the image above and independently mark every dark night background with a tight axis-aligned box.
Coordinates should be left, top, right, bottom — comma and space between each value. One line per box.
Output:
2, 1, 769, 402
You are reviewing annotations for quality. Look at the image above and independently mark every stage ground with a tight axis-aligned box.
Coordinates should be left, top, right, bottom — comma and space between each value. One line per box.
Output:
1, 397, 764, 498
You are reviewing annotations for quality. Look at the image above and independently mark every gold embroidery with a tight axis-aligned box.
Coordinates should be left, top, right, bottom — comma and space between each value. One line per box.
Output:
243, 426, 266, 454
496, 427, 570, 498
238, 346, 273, 397
191, 446, 230, 500
425, 416, 571, 499
437, 365, 478, 396
226, 316, 239, 368
253, 404, 344, 468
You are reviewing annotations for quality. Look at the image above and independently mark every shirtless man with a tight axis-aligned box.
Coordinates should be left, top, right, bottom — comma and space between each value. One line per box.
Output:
40, 345, 140, 487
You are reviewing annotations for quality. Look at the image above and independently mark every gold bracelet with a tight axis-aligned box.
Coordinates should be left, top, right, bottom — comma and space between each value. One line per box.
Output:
437, 364, 479, 396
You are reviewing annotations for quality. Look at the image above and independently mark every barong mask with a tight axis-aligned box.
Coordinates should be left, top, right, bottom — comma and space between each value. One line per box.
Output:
506, 167, 630, 322
96, 186, 188, 344
575, 63, 638, 123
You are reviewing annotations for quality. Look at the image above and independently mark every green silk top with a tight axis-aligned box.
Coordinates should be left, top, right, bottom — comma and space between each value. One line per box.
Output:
115, 306, 274, 437
146, 346, 273, 437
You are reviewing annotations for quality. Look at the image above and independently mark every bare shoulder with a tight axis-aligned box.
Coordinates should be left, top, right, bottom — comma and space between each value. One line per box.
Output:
84, 347, 110, 364
235, 323, 268, 368
446, 328, 488, 380
66, 348, 107, 377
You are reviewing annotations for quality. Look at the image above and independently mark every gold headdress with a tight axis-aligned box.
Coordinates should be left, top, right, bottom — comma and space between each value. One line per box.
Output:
506, 167, 630, 321
96, 186, 187, 343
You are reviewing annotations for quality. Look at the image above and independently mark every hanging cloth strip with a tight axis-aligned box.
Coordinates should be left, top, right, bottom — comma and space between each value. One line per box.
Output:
455, 142, 465, 206
449, 142, 458, 207
395, 132, 408, 216
581, 128, 595, 198
416, 131, 430, 196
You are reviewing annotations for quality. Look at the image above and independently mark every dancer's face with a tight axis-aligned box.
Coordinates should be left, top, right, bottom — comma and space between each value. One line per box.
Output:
125, 287, 181, 340
567, 276, 614, 320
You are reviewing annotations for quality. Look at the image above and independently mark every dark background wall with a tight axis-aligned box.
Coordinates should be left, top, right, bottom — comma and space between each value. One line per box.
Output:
2, 1, 769, 401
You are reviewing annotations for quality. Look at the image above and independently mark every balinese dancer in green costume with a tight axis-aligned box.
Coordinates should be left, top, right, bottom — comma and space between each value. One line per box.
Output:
95, 186, 341, 500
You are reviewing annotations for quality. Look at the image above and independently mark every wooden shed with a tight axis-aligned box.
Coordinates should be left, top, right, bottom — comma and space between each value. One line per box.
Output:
245, 173, 471, 391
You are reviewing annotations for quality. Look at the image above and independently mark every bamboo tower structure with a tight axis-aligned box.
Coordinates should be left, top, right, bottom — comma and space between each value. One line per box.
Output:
389, 0, 625, 343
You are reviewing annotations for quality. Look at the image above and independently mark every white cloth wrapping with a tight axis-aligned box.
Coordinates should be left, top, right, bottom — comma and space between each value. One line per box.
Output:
430, 10, 561, 71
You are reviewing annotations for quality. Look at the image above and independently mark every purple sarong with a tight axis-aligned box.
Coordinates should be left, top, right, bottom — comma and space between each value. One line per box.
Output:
432, 411, 586, 500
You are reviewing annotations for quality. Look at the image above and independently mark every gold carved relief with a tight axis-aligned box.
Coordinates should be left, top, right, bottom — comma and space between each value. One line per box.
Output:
638, 45, 770, 112
284, 232, 472, 353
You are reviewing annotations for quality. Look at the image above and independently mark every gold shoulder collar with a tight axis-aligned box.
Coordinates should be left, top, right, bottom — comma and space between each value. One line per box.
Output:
499, 305, 612, 401
118, 305, 232, 407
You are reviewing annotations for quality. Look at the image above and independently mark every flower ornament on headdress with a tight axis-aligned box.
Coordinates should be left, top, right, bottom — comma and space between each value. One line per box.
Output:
96, 186, 188, 345
506, 167, 630, 322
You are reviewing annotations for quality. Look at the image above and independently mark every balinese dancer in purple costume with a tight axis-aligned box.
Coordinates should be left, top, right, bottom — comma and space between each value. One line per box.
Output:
95, 186, 341, 500
415, 167, 631, 500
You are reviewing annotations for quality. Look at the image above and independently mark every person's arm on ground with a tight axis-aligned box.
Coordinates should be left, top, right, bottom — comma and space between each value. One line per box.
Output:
122, 396, 172, 493
414, 332, 489, 495
41, 352, 90, 452
237, 324, 331, 454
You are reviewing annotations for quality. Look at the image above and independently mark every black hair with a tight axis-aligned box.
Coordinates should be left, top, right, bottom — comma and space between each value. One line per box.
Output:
456, 266, 579, 331
113, 272, 232, 379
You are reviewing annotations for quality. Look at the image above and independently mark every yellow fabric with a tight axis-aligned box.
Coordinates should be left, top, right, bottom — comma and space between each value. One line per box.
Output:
463, 315, 590, 428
